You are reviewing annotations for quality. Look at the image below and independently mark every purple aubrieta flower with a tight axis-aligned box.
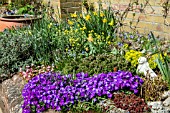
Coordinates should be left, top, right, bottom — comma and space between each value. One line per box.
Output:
22, 71, 144, 113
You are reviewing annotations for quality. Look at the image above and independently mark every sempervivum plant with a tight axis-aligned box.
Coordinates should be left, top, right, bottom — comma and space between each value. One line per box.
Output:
112, 93, 150, 113
22, 71, 144, 113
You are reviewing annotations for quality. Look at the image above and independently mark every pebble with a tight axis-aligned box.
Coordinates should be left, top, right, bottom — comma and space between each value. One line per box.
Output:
163, 97, 170, 107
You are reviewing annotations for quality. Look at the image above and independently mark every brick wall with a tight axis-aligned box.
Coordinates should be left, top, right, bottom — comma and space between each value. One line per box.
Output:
42, 0, 82, 18
88, 0, 170, 39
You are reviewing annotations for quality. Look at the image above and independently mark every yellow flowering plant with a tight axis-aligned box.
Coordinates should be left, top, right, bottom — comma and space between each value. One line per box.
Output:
125, 50, 143, 67
68, 9, 117, 39
65, 9, 118, 56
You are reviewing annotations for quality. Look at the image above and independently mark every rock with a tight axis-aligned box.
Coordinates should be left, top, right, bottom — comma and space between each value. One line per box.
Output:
0, 75, 25, 113
163, 97, 170, 107
43, 109, 60, 113
147, 101, 163, 110
164, 107, 170, 112
161, 91, 170, 100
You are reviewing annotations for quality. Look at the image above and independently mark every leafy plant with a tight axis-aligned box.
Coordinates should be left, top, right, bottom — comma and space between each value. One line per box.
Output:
149, 32, 170, 87
57, 53, 136, 76
64, 8, 118, 56
0, 28, 36, 75
17, 4, 34, 15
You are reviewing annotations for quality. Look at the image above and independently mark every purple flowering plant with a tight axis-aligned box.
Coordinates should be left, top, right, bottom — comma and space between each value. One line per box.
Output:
22, 71, 144, 113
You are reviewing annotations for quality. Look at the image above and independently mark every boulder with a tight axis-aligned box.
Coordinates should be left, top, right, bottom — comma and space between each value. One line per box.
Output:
0, 75, 25, 113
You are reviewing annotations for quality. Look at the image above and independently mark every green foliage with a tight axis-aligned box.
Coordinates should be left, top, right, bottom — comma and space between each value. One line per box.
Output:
0, 28, 35, 74
57, 53, 135, 76
0, 17, 67, 75
69, 101, 103, 113
64, 9, 118, 56
149, 32, 170, 87
17, 4, 34, 15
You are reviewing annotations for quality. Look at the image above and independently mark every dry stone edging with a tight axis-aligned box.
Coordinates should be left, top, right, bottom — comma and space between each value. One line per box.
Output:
0, 74, 170, 113
0, 75, 25, 113
148, 91, 170, 113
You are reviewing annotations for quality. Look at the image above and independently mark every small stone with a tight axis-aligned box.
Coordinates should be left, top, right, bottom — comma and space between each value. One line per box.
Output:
18, 108, 22, 113
163, 97, 170, 107
147, 101, 163, 110
0, 108, 3, 113
161, 91, 170, 100
12, 75, 20, 82
156, 109, 168, 113
43, 109, 60, 113
164, 107, 170, 113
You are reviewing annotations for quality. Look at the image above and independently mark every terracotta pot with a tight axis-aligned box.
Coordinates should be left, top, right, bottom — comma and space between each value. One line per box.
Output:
0, 15, 42, 32
0, 15, 42, 22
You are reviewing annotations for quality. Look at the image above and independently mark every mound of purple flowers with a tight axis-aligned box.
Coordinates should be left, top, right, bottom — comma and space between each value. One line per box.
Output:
22, 71, 144, 113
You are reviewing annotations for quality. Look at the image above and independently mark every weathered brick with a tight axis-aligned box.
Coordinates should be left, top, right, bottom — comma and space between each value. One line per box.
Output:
61, 7, 81, 13
42, 0, 169, 39
61, 2, 81, 8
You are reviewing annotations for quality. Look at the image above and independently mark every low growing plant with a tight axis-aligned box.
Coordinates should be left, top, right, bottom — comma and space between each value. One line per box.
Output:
57, 53, 136, 75
149, 32, 170, 87
22, 71, 143, 113
112, 93, 150, 113
140, 75, 168, 101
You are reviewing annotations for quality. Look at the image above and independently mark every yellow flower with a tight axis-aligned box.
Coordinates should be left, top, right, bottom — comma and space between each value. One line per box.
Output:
68, 20, 73, 25
48, 23, 53, 28
93, 11, 97, 16
102, 18, 107, 23
85, 47, 89, 51
125, 50, 143, 67
148, 53, 165, 69
28, 30, 32, 35
97, 35, 101, 39
75, 29, 78, 32
71, 12, 77, 18
100, 12, 104, 17
123, 44, 128, 49
109, 20, 114, 26
106, 36, 110, 40
85, 14, 90, 21
65, 48, 68, 52
80, 14, 83, 17
107, 41, 111, 45
83, 26, 87, 30
130, 50, 135, 53
87, 34, 93, 42
64, 30, 69, 34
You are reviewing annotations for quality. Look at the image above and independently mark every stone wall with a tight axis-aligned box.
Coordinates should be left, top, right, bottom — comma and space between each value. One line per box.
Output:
87, 0, 170, 39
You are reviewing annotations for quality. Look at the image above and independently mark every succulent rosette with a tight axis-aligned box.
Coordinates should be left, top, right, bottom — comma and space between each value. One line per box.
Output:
22, 71, 144, 113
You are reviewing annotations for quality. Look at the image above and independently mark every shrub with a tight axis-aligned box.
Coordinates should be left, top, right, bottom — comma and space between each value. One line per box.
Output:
0, 28, 35, 74
0, 17, 68, 75
58, 53, 136, 76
